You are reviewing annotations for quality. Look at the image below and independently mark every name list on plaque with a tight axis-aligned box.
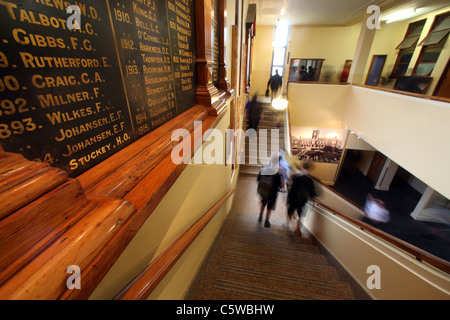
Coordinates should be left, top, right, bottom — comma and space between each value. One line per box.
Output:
0, 0, 197, 177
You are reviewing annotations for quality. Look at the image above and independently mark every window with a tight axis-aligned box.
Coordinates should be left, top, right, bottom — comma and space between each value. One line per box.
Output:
271, 25, 289, 76
288, 58, 325, 81
272, 47, 286, 67
391, 20, 425, 78
413, 12, 450, 76
418, 16, 450, 46
396, 22, 425, 49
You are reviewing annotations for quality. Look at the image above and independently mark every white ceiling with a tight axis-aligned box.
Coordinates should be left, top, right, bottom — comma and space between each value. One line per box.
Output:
249, 0, 450, 26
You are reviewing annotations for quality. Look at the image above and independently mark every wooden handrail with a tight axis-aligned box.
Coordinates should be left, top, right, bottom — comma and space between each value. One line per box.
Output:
0, 198, 135, 299
284, 80, 448, 272
351, 83, 450, 103
309, 196, 450, 274
60, 92, 233, 300
0, 92, 233, 300
288, 81, 349, 85
114, 188, 235, 300
286, 81, 450, 103
286, 81, 349, 99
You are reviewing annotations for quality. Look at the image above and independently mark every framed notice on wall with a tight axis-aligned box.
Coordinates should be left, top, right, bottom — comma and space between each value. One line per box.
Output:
0, 0, 197, 177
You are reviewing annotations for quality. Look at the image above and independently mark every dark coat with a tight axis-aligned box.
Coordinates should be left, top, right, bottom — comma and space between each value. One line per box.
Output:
257, 170, 282, 205
287, 173, 316, 206
268, 74, 282, 91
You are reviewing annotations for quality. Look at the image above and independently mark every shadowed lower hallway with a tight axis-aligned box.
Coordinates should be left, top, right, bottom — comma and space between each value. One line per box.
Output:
331, 169, 450, 262
186, 174, 372, 300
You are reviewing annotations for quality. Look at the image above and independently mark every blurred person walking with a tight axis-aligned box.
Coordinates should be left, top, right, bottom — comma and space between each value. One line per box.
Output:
246, 94, 263, 131
286, 161, 316, 236
267, 69, 283, 101
257, 155, 282, 228
364, 193, 390, 224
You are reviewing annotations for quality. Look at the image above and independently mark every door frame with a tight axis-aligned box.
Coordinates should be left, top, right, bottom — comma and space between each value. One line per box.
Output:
367, 151, 386, 185
433, 57, 450, 98
365, 55, 387, 86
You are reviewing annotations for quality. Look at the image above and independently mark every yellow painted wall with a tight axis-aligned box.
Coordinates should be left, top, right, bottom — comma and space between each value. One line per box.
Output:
147, 201, 231, 299
89, 108, 238, 300
288, 84, 349, 129
250, 24, 361, 96
287, 84, 350, 184
250, 25, 276, 96
288, 24, 361, 82
362, 7, 450, 92
251, 7, 450, 96
361, 21, 406, 88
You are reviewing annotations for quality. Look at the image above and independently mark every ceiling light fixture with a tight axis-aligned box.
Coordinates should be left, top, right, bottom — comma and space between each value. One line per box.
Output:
272, 96, 288, 110
385, 8, 422, 24
280, 0, 287, 17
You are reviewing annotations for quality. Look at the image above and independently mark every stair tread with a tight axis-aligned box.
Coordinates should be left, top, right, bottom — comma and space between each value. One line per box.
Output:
186, 100, 357, 301
193, 269, 354, 300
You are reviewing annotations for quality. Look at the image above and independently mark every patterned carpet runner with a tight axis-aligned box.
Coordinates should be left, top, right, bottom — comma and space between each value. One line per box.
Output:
187, 176, 357, 300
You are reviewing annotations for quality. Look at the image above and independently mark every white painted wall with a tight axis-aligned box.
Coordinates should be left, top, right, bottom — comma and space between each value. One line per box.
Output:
303, 202, 450, 300
287, 82, 450, 200
344, 86, 450, 199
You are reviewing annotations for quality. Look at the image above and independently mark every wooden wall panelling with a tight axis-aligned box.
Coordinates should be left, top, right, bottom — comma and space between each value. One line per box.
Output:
0, 0, 233, 300
0, 153, 68, 220
231, 25, 239, 90
61, 108, 227, 300
218, 0, 233, 95
124, 111, 226, 210
0, 178, 89, 285
78, 106, 209, 197
245, 4, 256, 93
0, 150, 137, 299
195, 0, 221, 115
0, 197, 135, 299
241, 43, 248, 96
238, 0, 244, 97
230, 25, 239, 131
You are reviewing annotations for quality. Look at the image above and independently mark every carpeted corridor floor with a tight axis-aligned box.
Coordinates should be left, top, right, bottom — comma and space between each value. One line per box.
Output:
186, 174, 371, 300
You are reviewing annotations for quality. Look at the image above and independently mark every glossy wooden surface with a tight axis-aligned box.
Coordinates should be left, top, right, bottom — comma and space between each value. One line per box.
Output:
77, 105, 208, 193
0, 2, 236, 300
114, 189, 235, 300
0, 153, 68, 220
218, 0, 232, 95
65, 106, 228, 300
353, 83, 450, 103
0, 198, 134, 299
195, 0, 221, 112
0, 179, 88, 285
63, 108, 229, 300
0, 98, 231, 300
